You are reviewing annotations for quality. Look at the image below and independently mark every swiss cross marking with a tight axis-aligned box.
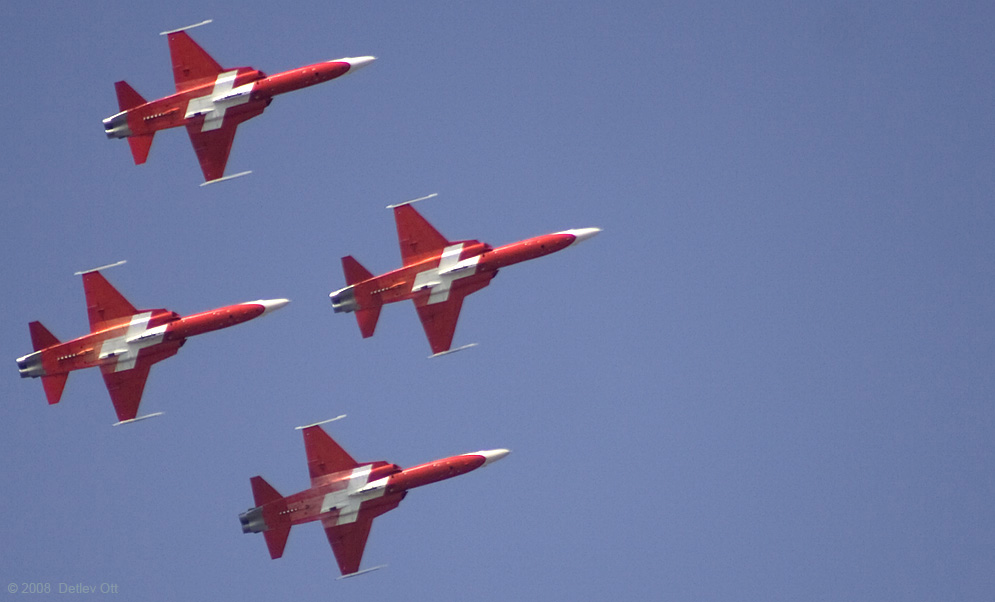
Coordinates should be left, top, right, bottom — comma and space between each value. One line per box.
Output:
411, 244, 481, 304
320, 466, 386, 526
185, 71, 254, 132
97, 312, 167, 372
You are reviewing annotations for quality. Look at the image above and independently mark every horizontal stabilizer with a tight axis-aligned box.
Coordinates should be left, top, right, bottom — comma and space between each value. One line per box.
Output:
342, 256, 373, 286
263, 525, 291, 560
29, 321, 60, 351
114, 80, 147, 112
248, 476, 291, 558
356, 306, 381, 339
42, 373, 69, 405
127, 134, 154, 165
250, 476, 283, 507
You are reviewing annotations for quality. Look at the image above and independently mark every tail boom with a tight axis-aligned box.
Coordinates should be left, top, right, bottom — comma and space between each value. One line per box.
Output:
18, 322, 60, 380
331, 257, 388, 338
241, 476, 292, 559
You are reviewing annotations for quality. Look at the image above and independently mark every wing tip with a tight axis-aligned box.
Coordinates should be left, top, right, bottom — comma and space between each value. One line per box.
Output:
112, 412, 164, 427
386, 192, 437, 209
295, 415, 347, 430
200, 170, 252, 186
160, 19, 213, 36
75, 260, 127, 276
337, 565, 388, 580
428, 342, 478, 359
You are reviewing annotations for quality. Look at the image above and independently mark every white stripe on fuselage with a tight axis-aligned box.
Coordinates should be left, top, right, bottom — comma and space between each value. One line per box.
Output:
97, 312, 167, 372
185, 71, 255, 132
320, 465, 387, 526
411, 244, 481, 304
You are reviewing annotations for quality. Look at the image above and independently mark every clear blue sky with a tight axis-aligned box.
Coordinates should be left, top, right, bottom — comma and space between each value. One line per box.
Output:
2, 1, 994, 600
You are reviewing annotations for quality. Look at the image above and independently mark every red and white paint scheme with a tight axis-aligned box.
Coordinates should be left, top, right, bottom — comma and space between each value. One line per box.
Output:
15, 261, 289, 424
240, 419, 509, 577
329, 194, 601, 355
102, 20, 375, 184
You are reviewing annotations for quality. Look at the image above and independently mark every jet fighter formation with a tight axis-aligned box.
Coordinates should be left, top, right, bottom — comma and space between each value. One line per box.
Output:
240, 421, 509, 577
103, 20, 374, 184
16, 261, 288, 424
330, 194, 601, 355
19, 19, 601, 582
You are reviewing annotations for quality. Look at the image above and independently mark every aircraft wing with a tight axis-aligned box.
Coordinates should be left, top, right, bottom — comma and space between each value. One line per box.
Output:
413, 274, 495, 355
303, 425, 359, 484
323, 515, 374, 576
184, 104, 259, 183
166, 30, 223, 92
322, 493, 405, 576
394, 204, 450, 266
100, 342, 181, 422
82, 271, 138, 332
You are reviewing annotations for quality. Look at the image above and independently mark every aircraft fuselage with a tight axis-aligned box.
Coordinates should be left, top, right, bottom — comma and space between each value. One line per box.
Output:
16, 300, 288, 379
241, 451, 508, 534
331, 229, 601, 313
103, 60, 364, 140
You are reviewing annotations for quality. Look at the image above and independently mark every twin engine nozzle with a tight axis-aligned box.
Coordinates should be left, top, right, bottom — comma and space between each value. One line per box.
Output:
329, 286, 358, 314
103, 112, 132, 139
238, 506, 267, 534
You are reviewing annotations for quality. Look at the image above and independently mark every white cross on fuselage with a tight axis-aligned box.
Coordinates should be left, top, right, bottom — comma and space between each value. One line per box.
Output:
411, 244, 481, 304
97, 312, 167, 372
185, 70, 255, 132
320, 465, 387, 526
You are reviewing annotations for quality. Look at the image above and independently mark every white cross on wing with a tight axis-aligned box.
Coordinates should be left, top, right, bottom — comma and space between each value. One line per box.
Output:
185, 70, 255, 132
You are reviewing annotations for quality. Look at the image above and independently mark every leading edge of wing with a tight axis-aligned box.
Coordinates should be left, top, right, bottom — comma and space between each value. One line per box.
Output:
302, 425, 359, 482
393, 203, 450, 266
413, 274, 494, 355
323, 516, 374, 577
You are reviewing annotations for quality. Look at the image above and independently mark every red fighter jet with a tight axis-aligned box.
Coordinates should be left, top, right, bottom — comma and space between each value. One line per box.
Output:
102, 20, 375, 184
240, 418, 509, 578
329, 194, 601, 356
15, 261, 290, 425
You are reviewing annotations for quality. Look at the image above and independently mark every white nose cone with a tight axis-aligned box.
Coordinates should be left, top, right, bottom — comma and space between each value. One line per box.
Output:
340, 56, 376, 73
472, 449, 511, 466
247, 298, 291, 316
560, 227, 602, 247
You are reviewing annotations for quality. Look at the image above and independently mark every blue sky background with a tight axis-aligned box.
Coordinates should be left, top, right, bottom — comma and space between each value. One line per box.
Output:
2, 1, 994, 600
